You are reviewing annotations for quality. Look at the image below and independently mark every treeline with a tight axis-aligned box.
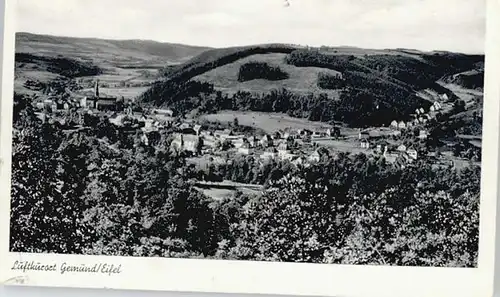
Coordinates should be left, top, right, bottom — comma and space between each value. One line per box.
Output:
10, 94, 479, 266
160, 44, 297, 82
445, 71, 485, 90
237, 62, 289, 82
147, 82, 427, 127
15, 53, 102, 78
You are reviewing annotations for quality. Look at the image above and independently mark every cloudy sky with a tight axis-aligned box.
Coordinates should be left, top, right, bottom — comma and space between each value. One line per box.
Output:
16, 0, 486, 53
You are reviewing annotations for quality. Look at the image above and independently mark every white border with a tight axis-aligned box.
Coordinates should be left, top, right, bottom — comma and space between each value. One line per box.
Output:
1, 1, 499, 297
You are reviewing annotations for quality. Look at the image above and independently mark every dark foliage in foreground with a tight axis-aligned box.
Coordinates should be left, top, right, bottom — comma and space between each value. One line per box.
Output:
10, 94, 479, 266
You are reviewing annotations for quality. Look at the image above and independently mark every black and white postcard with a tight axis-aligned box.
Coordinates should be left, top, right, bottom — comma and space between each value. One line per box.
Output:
1, 0, 499, 297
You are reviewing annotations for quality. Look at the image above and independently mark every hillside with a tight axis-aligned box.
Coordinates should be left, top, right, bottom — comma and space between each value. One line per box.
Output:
15, 32, 213, 99
16, 32, 212, 68
139, 44, 484, 128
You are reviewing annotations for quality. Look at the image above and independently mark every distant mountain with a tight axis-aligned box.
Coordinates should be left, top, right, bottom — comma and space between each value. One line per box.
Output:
16, 32, 212, 68
139, 43, 484, 127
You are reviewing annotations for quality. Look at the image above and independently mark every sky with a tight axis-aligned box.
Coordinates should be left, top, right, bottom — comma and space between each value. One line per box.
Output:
16, 0, 486, 54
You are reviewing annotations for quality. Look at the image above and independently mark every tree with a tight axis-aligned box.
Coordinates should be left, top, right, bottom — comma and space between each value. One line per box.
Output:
224, 172, 343, 262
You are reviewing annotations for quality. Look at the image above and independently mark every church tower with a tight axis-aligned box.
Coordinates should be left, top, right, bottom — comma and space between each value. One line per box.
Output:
94, 80, 100, 98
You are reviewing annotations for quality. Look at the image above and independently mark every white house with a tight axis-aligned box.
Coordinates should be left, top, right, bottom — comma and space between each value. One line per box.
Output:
260, 148, 278, 160
407, 149, 418, 160
418, 130, 429, 140
391, 120, 398, 128
238, 143, 253, 155
398, 121, 406, 129
397, 144, 407, 152
360, 139, 370, 149
153, 108, 174, 117
308, 151, 321, 162
277, 142, 291, 157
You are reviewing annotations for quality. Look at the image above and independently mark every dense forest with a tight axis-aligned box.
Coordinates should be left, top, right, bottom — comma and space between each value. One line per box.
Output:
237, 62, 289, 82
15, 53, 103, 78
10, 93, 480, 266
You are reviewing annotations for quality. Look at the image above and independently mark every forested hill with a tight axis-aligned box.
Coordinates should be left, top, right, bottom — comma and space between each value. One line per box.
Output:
139, 45, 484, 127
16, 32, 212, 68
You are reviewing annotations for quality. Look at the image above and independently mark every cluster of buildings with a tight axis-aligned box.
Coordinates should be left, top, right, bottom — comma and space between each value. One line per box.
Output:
390, 101, 443, 131
34, 80, 122, 114
168, 123, 343, 167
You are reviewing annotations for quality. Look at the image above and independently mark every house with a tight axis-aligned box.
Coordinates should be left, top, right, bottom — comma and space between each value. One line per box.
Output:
415, 109, 421, 115
272, 131, 282, 140
238, 142, 253, 155
360, 139, 370, 149
260, 148, 278, 160
140, 133, 149, 146
434, 101, 442, 109
297, 129, 313, 136
179, 123, 191, 130
376, 144, 385, 154
430, 105, 436, 112
232, 138, 245, 149
358, 130, 370, 140
313, 130, 326, 138
407, 149, 418, 160
398, 121, 406, 129
424, 114, 432, 120
441, 94, 449, 101
390, 120, 398, 129
153, 108, 174, 117
383, 152, 399, 163
260, 134, 274, 148
96, 98, 118, 111
413, 118, 420, 125
419, 108, 425, 114
171, 134, 202, 155
397, 144, 407, 152
248, 136, 258, 147
277, 142, 291, 157
280, 152, 296, 161
302, 134, 312, 143
308, 150, 321, 162
194, 124, 202, 135
407, 122, 413, 128
418, 130, 429, 140
327, 127, 341, 138
292, 156, 305, 166
418, 117, 424, 123
392, 130, 402, 137
143, 119, 154, 129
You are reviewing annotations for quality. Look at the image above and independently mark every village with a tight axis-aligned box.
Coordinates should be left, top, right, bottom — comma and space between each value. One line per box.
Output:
30, 79, 476, 178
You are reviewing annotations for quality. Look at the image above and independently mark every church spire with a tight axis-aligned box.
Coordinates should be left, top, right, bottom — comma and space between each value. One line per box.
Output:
94, 79, 100, 98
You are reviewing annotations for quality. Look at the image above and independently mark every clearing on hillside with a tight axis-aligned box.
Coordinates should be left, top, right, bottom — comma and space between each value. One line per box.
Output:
193, 53, 342, 97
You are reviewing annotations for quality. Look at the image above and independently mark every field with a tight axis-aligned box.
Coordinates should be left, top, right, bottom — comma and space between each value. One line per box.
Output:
193, 53, 342, 97
200, 111, 334, 133
16, 32, 211, 68
14, 32, 214, 100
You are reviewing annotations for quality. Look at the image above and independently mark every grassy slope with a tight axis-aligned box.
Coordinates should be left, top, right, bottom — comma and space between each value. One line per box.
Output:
16, 32, 212, 68
15, 32, 213, 99
193, 53, 342, 97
